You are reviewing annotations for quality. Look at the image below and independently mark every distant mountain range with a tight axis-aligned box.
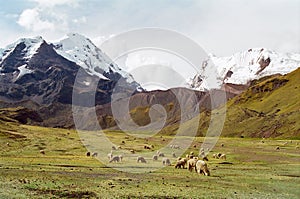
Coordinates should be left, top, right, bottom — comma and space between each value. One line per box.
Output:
189, 48, 300, 91
0, 34, 299, 137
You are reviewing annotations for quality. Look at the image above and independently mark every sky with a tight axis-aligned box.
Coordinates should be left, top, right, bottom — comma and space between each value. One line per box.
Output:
0, 0, 299, 56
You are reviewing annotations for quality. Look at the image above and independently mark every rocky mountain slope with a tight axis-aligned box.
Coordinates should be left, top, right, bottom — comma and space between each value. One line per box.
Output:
0, 34, 141, 106
178, 67, 300, 138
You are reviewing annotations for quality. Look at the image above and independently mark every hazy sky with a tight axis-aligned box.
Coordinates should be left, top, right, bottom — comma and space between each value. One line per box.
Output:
0, 0, 299, 56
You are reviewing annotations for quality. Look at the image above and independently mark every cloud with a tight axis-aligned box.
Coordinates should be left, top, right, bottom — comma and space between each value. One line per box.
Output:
28, 0, 80, 8
17, 8, 55, 32
16, 0, 82, 33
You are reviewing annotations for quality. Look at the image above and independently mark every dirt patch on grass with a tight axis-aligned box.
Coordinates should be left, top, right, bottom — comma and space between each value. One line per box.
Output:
27, 187, 97, 198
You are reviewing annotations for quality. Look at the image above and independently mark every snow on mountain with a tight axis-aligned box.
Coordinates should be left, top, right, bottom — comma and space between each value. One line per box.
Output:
0, 36, 44, 80
190, 48, 300, 90
0, 36, 44, 64
15, 64, 33, 80
53, 33, 135, 82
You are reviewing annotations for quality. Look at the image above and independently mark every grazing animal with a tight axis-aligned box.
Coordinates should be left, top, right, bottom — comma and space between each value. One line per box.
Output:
172, 152, 176, 158
212, 154, 216, 158
112, 146, 117, 150
86, 152, 91, 157
92, 152, 98, 157
276, 146, 280, 150
109, 156, 121, 163
196, 160, 210, 176
40, 150, 45, 155
220, 154, 226, 160
170, 144, 180, 149
107, 151, 113, 159
187, 158, 197, 172
162, 158, 171, 166
158, 152, 165, 157
202, 156, 209, 161
175, 158, 187, 169
152, 155, 158, 161
137, 156, 147, 163
144, 145, 151, 149
130, 149, 135, 154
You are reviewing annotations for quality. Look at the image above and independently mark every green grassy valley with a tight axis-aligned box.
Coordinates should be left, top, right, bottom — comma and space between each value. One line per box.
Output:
0, 119, 299, 198
1, 68, 299, 198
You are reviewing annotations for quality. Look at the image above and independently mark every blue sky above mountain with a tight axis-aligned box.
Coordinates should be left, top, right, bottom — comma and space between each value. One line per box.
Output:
0, 0, 299, 56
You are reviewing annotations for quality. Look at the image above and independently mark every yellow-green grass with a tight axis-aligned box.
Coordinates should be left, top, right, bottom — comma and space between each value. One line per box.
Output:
1, 122, 300, 198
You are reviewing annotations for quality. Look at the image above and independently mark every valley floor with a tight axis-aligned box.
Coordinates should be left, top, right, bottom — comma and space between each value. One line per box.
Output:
0, 125, 299, 198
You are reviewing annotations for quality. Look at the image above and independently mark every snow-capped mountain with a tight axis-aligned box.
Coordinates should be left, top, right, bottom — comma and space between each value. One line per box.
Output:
0, 34, 141, 105
189, 48, 300, 90
53, 33, 135, 83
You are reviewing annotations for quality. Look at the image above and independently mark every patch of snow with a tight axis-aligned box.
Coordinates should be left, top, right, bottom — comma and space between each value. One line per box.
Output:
83, 81, 90, 86
15, 64, 33, 80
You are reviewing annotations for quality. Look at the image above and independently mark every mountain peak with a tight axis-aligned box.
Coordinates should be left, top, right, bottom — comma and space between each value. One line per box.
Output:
0, 36, 44, 65
53, 33, 135, 82
189, 48, 300, 90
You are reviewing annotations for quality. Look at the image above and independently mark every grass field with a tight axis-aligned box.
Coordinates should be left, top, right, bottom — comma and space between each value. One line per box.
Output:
0, 123, 299, 198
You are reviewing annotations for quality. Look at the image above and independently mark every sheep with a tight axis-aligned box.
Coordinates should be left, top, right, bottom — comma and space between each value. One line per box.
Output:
221, 143, 224, 147
152, 155, 158, 161
162, 158, 171, 166
187, 158, 198, 172
202, 156, 209, 161
144, 145, 151, 149
196, 160, 210, 176
118, 155, 123, 162
137, 156, 147, 163
172, 152, 176, 158
92, 152, 98, 157
220, 154, 226, 160
86, 152, 91, 157
170, 144, 180, 149
40, 150, 45, 155
212, 154, 216, 158
174, 158, 187, 169
276, 146, 280, 150
158, 152, 165, 157
107, 151, 113, 159
109, 155, 121, 163
130, 149, 135, 154
112, 146, 117, 150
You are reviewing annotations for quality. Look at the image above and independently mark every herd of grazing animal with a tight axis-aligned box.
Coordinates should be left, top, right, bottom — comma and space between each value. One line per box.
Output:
83, 143, 230, 176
